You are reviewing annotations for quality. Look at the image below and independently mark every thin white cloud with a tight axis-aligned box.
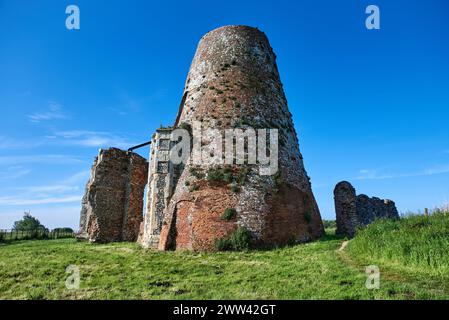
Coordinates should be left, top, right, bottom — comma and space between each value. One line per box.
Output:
0, 136, 44, 149
0, 166, 31, 180
17, 185, 79, 194
0, 154, 84, 165
11, 170, 88, 193
355, 164, 449, 180
0, 195, 81, 206
423, 165, 449, 176
0, 170, 87, 207
108, 107, 128, 116
53, 130, 137, 149
1, 130, 140, 151
27, 101, 68, 123
63, 170, 90, 184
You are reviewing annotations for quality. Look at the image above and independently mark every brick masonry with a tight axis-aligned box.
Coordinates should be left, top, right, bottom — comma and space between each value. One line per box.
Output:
141, 25, 325, 251
79, 25, 326, 251
78, 148, 148, 243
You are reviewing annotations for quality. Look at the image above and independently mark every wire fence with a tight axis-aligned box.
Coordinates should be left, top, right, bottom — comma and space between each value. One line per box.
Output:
0, 228, 75, 242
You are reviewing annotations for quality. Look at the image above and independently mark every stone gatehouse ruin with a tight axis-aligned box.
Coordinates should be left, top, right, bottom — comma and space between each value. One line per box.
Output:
78, 25, 325, 250
334, 181, 399, 238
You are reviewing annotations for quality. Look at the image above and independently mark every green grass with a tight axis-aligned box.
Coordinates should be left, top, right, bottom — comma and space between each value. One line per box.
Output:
347, 212, 449, 280
1, 223, 449, 300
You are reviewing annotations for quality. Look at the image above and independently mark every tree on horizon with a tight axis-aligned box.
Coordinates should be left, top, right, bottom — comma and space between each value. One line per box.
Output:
12, 212, 47, 231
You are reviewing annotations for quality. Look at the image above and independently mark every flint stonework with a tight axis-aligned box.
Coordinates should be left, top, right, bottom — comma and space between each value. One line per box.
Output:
79, 25, 325, 251
334, 181, 399, 238
140, 25, 325, 250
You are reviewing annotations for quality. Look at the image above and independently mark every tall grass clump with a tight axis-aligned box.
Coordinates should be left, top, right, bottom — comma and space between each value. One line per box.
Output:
348, 210, 449, 273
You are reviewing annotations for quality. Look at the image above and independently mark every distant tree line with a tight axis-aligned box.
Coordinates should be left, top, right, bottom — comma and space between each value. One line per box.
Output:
322, 220, 336, 229
0, 212, 74, 243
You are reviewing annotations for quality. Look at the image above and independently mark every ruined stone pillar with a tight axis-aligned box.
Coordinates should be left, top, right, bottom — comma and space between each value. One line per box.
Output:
79, 148, 148, 243
334, 181, 399, 238
139, 128, 176, 248
334, 181, 358, 238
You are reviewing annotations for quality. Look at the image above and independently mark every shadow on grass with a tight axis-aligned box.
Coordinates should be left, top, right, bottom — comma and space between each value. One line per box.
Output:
240, 228, 345, 253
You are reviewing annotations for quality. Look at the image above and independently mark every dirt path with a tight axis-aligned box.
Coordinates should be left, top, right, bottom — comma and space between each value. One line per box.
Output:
337, 240, 349, 252
335, 239, 449, 298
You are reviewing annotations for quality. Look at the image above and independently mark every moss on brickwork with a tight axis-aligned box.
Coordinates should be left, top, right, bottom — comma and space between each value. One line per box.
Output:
222, 208, 237, 221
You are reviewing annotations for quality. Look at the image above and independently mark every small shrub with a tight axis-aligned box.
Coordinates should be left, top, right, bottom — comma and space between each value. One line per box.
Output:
215, 227, 252, 251
215, 238, 232, 251
223, 172, 233, 184
178, 122, 192, 132
304, 211, 312, 224
222, 208, 237, 221
189, 184, 200, 192
273, 170, 283, 189
206, 166, 247, 189
323, 220, 336, 229
237, 167, 249, 185
207, 168, 225, 182
230, 184, 240, 193
189, 167, 204, 179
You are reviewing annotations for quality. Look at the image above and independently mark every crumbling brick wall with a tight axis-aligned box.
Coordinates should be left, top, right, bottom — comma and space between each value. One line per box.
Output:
334, 181, 399, 238
78, 148, 148, 243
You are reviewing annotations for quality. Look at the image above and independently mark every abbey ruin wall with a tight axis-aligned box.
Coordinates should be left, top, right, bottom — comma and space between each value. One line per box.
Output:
334, 181, 399, 238
78, 148, 148, 243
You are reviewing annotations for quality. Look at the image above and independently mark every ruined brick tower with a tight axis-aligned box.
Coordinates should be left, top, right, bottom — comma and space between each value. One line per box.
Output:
139, 25, 325, 250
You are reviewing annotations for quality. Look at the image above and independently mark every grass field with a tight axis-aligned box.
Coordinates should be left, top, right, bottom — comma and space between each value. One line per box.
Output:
1, 215, 449, 300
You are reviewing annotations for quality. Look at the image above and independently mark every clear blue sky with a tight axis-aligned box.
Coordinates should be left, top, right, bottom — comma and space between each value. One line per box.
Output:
1, 0, 448, 229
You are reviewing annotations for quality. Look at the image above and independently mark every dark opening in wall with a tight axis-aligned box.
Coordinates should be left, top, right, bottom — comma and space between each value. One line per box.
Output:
174, 91, 189, 127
